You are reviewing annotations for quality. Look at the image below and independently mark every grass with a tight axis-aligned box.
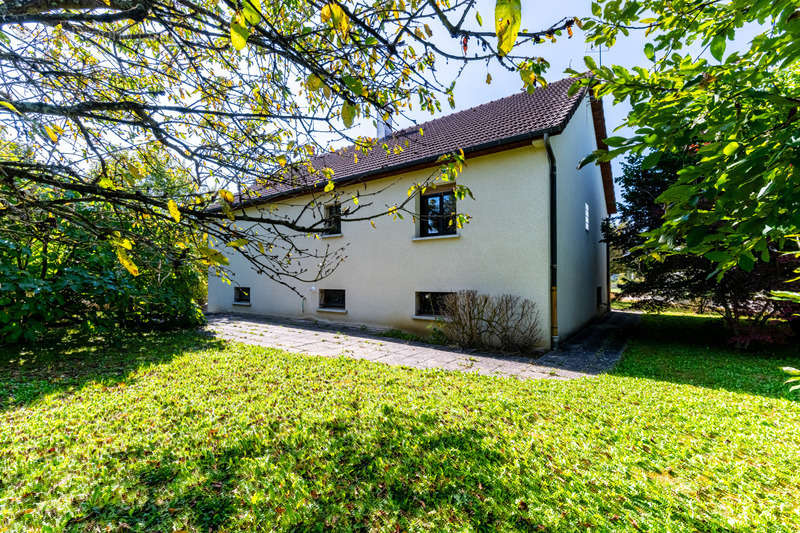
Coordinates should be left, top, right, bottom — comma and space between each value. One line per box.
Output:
1, 314, 799, 531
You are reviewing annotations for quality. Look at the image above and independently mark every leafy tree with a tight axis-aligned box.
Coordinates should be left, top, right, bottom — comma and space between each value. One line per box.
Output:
575, 1, 800, 279
0, 0, 579, 292
0, 154, 206, 344
608, 152, 800, 346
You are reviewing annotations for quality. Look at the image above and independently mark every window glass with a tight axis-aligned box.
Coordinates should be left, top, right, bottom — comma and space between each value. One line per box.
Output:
416, 291, 453, 316
324, 204, 341, 235
234, 287, 250, 303
319, 289, 346, 309
420, 191, 456, 237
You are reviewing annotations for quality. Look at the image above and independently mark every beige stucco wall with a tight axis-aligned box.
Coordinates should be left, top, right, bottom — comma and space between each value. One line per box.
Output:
550, 97, 610, 340
207, 95, 610, 349
208, 143, 553, 345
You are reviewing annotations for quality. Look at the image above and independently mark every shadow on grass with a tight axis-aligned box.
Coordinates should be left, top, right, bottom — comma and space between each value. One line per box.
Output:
611, 313, 800, 400
0, 330, 225, 411
73, 410, 532, 531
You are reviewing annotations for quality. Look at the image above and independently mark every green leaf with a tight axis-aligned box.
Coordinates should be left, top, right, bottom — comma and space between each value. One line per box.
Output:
243, 0, 261, 25
475, 11, 483, 26
231, 15, 250, 51
644, 43, 655, 61
641, 151, 661, 169
710, 34, 726, 61
307, 74, 324, 92
226, 238, 249, 248
341, 102, 356, 128
494, 0, 521, 57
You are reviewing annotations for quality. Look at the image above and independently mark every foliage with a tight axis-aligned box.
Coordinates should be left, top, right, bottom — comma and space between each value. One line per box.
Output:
0, 160, 205, 345
1, 313, 800, 530
575, 0, 800, 277
0, 0, 579, 290
438, 290, 543, 352
379, 328, 445, 346
607, 152, 800, 346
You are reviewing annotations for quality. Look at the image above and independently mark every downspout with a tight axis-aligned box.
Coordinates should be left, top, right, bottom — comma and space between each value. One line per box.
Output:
606, 225, 612, 314
544, 133, 559, 349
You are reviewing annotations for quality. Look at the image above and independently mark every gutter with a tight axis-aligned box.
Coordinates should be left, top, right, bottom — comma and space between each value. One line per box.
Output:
544, 133, 559, 349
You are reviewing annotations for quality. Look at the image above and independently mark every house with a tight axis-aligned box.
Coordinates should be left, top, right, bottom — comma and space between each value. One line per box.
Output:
207, 77, 616, 349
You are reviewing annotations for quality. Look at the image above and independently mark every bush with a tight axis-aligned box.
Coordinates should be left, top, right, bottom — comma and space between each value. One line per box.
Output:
438, 291, 543, 352
0, 161, 206, 345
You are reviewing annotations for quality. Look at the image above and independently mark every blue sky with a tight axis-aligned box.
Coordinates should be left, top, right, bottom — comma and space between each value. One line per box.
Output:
392, 0, 646, 182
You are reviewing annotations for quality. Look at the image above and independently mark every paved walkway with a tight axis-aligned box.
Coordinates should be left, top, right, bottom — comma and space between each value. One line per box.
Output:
205, 311, 640, 381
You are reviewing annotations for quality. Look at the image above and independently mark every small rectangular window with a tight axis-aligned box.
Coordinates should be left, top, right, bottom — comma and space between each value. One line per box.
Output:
420, 190, 457, 237
324, 203, 341, 235
584, 202, 590, 232
234, 286, 251, 304
416, 291, 453, 316
319, 289, 346, 309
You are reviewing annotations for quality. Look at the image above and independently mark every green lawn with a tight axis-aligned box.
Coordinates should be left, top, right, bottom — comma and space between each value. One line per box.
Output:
1, 314, 799, 531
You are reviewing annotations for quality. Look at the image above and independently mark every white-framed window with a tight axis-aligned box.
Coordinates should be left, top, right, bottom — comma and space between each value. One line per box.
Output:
584, 202, 590, 232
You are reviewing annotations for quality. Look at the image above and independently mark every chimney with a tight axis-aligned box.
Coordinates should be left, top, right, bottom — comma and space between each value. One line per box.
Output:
376, 111, 393, 139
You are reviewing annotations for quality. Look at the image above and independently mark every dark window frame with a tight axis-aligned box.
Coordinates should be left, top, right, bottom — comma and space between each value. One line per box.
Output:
319, 289, 346, 309
323, 203, 342, 235
416, 291, 453, 316
419, 190, 457, 237
234, 286, 251, 304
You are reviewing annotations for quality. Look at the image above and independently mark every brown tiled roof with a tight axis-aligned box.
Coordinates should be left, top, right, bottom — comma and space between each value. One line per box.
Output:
244, 76, 616, 213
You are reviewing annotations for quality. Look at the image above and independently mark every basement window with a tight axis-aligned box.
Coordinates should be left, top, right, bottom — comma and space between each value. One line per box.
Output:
233, 287, 251, 305
415, 291, 453, 317
319, 289, 346, 310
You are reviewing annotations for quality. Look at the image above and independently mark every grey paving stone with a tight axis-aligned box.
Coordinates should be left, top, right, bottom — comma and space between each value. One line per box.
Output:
205, 311, 639, 381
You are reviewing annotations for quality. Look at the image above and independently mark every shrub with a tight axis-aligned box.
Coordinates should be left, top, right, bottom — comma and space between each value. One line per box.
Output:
438, 290, 543, 352
0, 162, 206, 345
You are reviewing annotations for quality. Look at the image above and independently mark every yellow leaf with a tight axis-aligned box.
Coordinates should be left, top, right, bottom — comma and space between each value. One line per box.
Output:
486, 73, 492, 84
321, 3, 349, 37
126, 162, 142, 181
306, 74, 323, 92
219, 189, 235, 203
226, 238, 249, 248
352, 195, 359, 205
495, 0, 521, 56
370, 220, 376, 228
116, 248, 140, 276
324, 181, 334, 193
277, 155, 287, 167
44, 125, 58, 143
167, 199, 181, 223
0, 101, 21, 115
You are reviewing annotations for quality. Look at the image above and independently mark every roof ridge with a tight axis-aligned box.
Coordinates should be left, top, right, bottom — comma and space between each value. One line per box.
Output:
387, 75, 580, 140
